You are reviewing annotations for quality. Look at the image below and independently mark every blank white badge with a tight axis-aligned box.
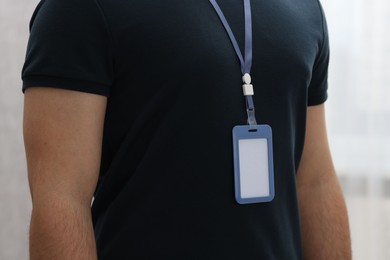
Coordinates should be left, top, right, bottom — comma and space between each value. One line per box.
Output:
232, 125, 275, 204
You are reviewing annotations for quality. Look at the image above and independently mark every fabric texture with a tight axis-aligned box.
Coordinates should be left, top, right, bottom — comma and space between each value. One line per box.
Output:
22, 0, 329, 258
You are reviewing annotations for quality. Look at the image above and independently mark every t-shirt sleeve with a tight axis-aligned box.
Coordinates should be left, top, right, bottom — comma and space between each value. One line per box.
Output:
21, 0, 113, 96
307, 1, 330, 106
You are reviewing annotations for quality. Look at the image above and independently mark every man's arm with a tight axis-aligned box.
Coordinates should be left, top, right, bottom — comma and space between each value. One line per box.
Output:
23, 87, 107, 260
297, 104, 351, 259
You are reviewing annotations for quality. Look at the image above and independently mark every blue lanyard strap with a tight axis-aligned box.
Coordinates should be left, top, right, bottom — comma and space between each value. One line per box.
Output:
209, 0, 257, 127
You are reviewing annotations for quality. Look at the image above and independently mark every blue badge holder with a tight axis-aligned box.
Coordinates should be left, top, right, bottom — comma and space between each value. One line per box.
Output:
232, 125, 275, 204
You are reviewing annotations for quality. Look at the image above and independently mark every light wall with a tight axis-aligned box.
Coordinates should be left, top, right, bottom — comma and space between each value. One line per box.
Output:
0, 0, 37, 259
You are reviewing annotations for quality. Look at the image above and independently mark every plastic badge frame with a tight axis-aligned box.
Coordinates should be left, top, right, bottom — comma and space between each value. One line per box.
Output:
232, 125, 275, 204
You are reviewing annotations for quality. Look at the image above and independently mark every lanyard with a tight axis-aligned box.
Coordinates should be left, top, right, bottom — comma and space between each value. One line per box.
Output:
209, 0, 257, 127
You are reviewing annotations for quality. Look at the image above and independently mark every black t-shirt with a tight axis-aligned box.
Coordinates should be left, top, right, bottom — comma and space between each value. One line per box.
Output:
22, 0, 329, 259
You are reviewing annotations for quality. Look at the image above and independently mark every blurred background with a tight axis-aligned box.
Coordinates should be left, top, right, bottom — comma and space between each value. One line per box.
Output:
324, 0, 390, 259
0, 0, 389, 259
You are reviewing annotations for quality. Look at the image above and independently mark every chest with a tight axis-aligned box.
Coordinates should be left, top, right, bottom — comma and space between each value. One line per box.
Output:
108, 0, 322, 81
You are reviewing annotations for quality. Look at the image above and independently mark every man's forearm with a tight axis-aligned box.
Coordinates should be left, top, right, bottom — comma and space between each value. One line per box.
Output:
297, 172, 351, 260
30, 198, 97, 260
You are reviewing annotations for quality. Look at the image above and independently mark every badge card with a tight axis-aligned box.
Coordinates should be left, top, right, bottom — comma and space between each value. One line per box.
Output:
232, 125, 275, 204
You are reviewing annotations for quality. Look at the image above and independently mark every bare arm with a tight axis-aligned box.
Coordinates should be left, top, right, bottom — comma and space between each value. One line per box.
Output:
297, 104, 351, 259
23, 87, 107, 260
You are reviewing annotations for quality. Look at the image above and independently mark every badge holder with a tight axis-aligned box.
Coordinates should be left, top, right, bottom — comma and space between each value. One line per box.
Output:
232, 124, 275, 204
209, 0, 275, 204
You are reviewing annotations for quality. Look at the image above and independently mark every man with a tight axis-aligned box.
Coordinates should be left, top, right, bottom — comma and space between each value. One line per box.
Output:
22, 0, 351, 259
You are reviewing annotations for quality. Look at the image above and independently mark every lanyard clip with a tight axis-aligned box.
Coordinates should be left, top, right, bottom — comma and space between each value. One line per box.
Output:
245, 96, 257, 128
242, 73, 257, 128
247, 109, 257, 127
